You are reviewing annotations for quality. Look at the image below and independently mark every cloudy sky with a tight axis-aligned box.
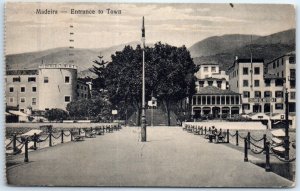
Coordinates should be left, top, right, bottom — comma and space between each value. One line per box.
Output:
5, 2, 295, 54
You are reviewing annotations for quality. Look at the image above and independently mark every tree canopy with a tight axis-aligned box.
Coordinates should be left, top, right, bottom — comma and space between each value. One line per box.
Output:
91, 42, 197, 125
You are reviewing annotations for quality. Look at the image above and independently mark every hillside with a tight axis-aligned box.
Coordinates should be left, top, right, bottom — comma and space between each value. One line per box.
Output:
6, 41, 143, 73
191, 28, 295, 71
189, 34, 260, 58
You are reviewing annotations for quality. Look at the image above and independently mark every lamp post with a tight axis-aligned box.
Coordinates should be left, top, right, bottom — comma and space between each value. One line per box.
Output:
141, 16, 147, 142
284, 87, 289, 160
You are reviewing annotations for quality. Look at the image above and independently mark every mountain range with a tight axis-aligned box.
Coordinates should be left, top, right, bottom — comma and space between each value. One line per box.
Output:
6, 28, 295, 77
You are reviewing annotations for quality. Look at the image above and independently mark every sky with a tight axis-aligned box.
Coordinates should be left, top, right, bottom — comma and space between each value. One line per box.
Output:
5, 2, 295, 55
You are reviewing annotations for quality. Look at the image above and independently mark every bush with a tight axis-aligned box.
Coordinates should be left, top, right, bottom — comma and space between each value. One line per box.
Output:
44, 108, 69, 122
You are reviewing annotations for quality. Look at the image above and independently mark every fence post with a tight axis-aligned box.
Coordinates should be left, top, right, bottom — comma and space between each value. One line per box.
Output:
236, 130, 239, 146
33, 133, 37, 150
201, 127, 203, 135
24, 139, 29, 162
70, 130, 73, 141
13, 134, 17, 153
227, 129, 229, 143
49, 132, 52, 147
78, 128, 81, 135
247, 132, 250, 150
244, 138, 248, 162
204, 127, 207, 135
263, 134, 266, 153
61, 130, 64, 143
265, 141, 271, 172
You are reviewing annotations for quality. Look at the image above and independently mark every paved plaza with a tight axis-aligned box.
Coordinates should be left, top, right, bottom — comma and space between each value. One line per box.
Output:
6, 127, 293, 187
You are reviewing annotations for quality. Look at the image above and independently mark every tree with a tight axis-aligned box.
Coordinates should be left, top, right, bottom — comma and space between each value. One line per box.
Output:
91, 43, 197, 126
45, 108, 68, 122
66, 96, 112, 121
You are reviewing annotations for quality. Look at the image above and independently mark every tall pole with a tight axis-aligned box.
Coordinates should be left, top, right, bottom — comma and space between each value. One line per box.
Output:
284, 88, 289, 160
141, 16, 147, 142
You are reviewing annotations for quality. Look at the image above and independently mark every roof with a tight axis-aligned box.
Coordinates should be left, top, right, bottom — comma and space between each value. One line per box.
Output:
263, 73, 285, 80
266, 51, 295, 66
6, 69, 38, 75
199, 63, 219, 66
196, 86, 240, 95
227, 58, 264, 71
8, 110, 28, 117
199, 77, 226, 81
236, 58, 264, 63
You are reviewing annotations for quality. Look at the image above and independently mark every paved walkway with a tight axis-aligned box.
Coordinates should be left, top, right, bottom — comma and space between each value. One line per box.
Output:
6, 127, 293, 187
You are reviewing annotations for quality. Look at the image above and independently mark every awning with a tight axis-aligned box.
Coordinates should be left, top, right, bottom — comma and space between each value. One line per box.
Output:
8, 110, 28, 117
271, 129, 285, 137
5, 112, 12, 116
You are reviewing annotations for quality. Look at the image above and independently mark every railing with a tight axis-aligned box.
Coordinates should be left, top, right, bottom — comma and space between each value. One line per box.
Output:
182, 124, 296, 172
5, 124, 122, 163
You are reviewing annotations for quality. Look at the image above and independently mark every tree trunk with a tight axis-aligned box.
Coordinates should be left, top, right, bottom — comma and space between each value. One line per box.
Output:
163, 100, 171, 126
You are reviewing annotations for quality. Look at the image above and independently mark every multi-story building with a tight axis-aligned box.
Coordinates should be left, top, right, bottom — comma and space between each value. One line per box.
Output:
228, 57, 286, 114
5, 64, 91, 113
266, 51, 296, 113
192, 63, 241, 118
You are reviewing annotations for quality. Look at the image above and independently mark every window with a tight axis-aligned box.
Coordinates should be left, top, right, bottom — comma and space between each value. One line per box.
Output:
32, 98, 36, 105
231, 96, 235, 104
243, 67, 248, 75
216, 96, 220, 104
281, 58, 284, 65
289, 56, 295, 64
243, 80, 249, 87
265, 79, 270, 87
254, 91, 261, 98
290, 69, 296, 80
275, 91, 283, 98
65, 76, 70, 83
221, 96, 225, 104
243, 104, 250, 110
9, 97, 13, 103
199, 81, 204, 87
202, 96, 206, 105
281, 71, 284, 78
276, 60, 279, 67
290, 80, 296, 89
211, 67, 216, 72
9, 87, 14, 92
291, 92, 296, 100
264, 91, 272, 98
207, 96, 211, 105
13, 77, 20, 82
44, 77, 49, 83
275, 79, 283, 87
65, 96, 71, 102
20, 97, 25, 103
20, 87, 25, 93
20, 109, 25, 112
217, 81, 222, 88
273, 62, 275, 69
235, 96, 239, 104
204, 67, 208, 72
77, 84, 79, 89
275, 103, 283, 110
226, 96, 230, 104
254, 80, 260, 87
28, 77, 36, 82
208, 81, 213, 86
32, 86, 37, 92
254, 67, 260, 75
212, 96, 215, 104
243, 91, 250, 98
192, 96, 196, 105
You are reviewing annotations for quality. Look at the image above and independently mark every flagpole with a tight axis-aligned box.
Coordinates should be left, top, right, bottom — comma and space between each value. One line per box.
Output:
141, 16, 147, 142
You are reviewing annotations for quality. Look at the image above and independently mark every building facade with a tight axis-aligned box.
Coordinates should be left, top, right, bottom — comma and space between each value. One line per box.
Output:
192, 63, 241, 118
266, 51, 296, 113
228, 57, 287, 114
5, 64, 91, 113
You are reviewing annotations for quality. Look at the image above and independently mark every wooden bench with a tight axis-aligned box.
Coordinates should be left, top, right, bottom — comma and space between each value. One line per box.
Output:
72, 131, 85, 141
84, 129, 96, 138
216, 132, 227, 143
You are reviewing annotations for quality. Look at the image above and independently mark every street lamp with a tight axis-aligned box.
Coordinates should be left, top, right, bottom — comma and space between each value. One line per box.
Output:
141, 16, 147, 142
